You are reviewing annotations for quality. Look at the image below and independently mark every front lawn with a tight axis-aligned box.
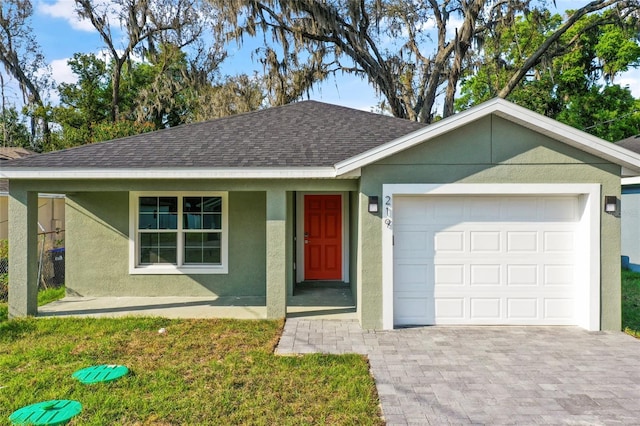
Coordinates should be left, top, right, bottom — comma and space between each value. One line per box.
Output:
622, 269, 640, 336
0, 316, 382, 424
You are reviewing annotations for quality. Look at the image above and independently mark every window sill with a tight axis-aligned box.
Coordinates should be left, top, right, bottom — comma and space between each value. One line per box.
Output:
129, 265, 228, 275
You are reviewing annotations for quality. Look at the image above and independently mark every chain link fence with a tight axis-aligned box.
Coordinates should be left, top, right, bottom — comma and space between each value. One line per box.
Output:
0, 230, 65, 302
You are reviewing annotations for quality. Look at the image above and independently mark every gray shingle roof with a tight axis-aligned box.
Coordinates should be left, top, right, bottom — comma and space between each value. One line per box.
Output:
4, 101, 426, 169
616, 135, 640, 154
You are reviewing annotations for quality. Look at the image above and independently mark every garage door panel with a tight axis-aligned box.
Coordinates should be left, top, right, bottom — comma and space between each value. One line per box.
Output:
470, 265, 501, 286
470, 231, 501, 252
434, 231, 464, 252
544, 299, 575, 319
394, 195, 579, 326
507, 232, 538, 252
435, 298, 465, 319
543, 231, 575, 252
470, 298, 502, 319
507, 265, 538, 286
543, 265, 574, 285
434, 264, 465, 286
507, 298, 538, 319
395, 263, 429, 293
394, 297, 434, 325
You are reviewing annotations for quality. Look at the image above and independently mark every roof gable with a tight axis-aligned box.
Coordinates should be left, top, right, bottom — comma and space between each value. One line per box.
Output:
335, 98, 640, 175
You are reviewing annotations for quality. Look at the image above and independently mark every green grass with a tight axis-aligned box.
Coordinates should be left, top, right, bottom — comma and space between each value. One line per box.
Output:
0, 287, 65, 322
623, 269, 640, 337
37, 286, 66, 306
0, 316, 382, 425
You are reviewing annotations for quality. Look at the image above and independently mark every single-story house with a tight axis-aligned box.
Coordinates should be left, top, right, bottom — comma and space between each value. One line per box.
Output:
616, 135, 640, 271
3, 98, 640, 331
0, 147, 65, 241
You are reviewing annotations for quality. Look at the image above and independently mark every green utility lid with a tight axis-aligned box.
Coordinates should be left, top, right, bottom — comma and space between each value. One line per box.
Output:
9, 400, 82, 425
72, 364, 129, 384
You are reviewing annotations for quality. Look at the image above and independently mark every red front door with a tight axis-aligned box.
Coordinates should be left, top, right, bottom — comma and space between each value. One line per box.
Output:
304, 195, 342, 280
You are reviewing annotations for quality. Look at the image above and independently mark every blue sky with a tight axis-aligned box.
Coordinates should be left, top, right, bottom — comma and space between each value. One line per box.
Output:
6, 0, 640, 113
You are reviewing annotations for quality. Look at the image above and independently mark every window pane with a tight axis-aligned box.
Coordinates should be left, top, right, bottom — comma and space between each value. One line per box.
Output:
185, 232, 202, 245
183, 197, 201, 213
183, 232, 221, 264
140, 233, 158, 247
203, 248, 221, 264
139, 232, 176, 265
184, 248, 202, 263
158, 197, 177, 213
203, 233, 220, 248
183, 213, 202, 229
159, 213, 177, 229
203, 197, 221, 213
139, 213, 157, 230
158, 248, 177, 264
159, 233, 177, 247
139, 197, 158, 213
202, 214, 221, 230
140, 247, 154, 264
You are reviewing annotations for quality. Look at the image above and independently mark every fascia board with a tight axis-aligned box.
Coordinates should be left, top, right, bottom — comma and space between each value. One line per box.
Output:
335, 98, 640, 176
0, 167, 339, 180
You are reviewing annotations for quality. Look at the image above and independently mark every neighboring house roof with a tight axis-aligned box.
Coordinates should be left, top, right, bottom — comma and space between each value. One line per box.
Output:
2, 98, 640, 180
616, 134, 640, 154
617, 135, 640, 185
0, 147, 34, 194
0, 101, 425, 171
0, 147, 34, 161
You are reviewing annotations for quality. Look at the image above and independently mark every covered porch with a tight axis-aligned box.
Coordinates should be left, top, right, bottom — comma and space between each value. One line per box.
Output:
7, 179, 362, 322
37, 282, 356, 320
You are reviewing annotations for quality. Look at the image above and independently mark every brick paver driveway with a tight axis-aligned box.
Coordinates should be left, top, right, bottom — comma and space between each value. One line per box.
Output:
276, 319, 640, 425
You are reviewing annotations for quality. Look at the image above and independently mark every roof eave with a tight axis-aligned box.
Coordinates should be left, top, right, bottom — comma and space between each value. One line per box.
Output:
335, 98, 640, 176
0, 167, 346, 180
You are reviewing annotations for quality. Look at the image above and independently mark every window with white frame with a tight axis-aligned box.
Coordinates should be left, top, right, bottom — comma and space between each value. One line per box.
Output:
130, 192, 228, 274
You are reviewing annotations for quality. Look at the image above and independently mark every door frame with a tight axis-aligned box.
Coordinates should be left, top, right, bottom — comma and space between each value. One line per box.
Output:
296, 192, 349, 283
381, 183, 601, 331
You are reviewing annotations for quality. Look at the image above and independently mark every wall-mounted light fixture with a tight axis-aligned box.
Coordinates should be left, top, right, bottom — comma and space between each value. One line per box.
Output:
604, 196, 619, 216
368, 196, 379, 214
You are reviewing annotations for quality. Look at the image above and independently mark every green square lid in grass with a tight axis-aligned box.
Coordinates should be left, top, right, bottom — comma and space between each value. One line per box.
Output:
9, 400, 82, 425
72, 364, 129, 384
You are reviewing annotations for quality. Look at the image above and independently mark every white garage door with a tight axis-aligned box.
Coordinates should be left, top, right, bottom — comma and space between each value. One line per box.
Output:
393, 195, 579, 326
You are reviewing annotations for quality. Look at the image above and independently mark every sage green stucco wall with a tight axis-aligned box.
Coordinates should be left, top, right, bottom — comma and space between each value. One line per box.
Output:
66, 191, 267, 297
358, 115, 621, 330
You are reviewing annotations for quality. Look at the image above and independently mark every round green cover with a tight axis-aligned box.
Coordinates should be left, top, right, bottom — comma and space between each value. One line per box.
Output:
9, 400, 82, 425
72, 364, 129, 384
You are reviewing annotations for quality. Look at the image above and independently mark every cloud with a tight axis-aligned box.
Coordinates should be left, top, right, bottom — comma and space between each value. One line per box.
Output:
37, 0, 119, 33
618, 68, 640, 98
37, 0, 96, 32
50, 58, 78, 85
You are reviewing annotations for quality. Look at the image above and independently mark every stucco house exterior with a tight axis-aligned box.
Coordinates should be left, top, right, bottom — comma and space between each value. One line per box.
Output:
3, 98, 640, 331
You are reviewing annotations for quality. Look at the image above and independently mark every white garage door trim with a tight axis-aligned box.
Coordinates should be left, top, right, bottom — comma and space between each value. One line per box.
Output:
381, 184, 601, 331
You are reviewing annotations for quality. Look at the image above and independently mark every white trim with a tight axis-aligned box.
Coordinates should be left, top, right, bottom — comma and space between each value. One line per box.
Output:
0, 167, 339, 180
622, 176, 640, 185
336, 98, 640, 176
381, 183, 601, 331
129, 191, 229, 275
295, 192, 349, 283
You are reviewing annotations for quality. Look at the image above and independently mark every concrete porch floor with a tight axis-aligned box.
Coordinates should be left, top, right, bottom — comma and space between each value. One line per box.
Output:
37, 283, 356, 320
